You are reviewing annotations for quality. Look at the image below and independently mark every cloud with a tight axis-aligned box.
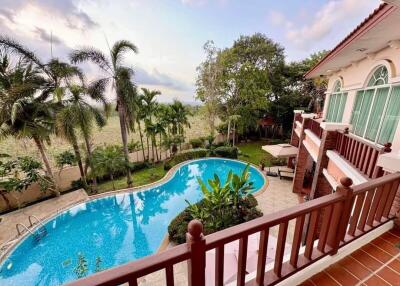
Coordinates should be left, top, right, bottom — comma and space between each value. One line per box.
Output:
135, 67, 192, 92
269, 0, 378, 50
181, 0, 208, 6
34, 27, 63, 45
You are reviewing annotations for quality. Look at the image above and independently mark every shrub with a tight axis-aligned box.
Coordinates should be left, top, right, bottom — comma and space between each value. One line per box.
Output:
168, 195, 262, 244
189, 138, 204, 148
55, 150, 77, 168
128, 140, 140, 153
163, 148, 209, 170
213, 146, 238, 159
168, 165, 262, 244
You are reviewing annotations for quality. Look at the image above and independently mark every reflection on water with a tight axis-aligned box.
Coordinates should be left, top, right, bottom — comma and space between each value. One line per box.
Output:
0, 159, 265, 286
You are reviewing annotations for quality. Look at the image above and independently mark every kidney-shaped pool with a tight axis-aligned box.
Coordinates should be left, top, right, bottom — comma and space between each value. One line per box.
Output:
0, 158, 265, 286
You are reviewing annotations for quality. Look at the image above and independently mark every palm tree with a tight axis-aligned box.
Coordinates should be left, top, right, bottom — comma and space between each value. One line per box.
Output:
56, 85, 109, 190
0, 49, 62, 196
90, 145, 125, 191
140, 88, 160, 158
0, 37, 85, 195
169, 100, 191, 149
144, 120, 157, 164
70, 40, 138, 187
135, 94, 147, 161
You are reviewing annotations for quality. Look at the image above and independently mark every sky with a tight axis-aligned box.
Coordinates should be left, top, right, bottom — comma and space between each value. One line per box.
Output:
0, 0, 381, 104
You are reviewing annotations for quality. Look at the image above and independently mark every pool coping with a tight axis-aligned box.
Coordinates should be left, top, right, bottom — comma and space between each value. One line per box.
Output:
0, 157, 269, 266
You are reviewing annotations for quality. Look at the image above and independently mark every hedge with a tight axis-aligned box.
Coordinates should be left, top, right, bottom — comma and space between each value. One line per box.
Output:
164, 148, 209, 170
189, 138, 204, 148
213, 146, 238, 159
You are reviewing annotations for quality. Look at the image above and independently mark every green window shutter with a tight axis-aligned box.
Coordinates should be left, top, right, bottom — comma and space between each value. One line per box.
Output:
351, 91, 364, 129
378, 86, 400, 144
336, 93, 347, 123
365, 87, 389, 141
331, 93, 341, 122
354, 89, 374, 136
325, 94, 336, 122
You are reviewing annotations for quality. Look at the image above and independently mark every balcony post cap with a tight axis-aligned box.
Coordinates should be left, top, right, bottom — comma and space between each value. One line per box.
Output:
301, 113, 317, 119
294, 110, 304, 114
320, 122, 350, 131
340, 177, 353, 188
188, 219, 203, 239
384, 143, 392, 153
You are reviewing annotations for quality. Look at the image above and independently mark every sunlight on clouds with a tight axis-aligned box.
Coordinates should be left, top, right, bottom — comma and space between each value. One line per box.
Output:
269, 0, 378, 50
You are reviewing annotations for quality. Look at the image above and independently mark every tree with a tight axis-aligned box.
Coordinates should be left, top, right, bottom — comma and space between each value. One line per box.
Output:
0, 37, 84, 195
140, 88, 161, 158
56, 84, 108, 190
0, 155, 54, 209
196, 41, 222, 136
90, 145, 126, 191
70, 40, 138, 187
169, 100, 191, 149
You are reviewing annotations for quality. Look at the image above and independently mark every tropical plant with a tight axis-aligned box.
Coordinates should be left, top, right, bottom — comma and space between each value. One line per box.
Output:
55, 150, 77, 169
0, 156, 54, 209
70, 40, 139, 187
0, 38, 84, 195
89, 145, 126, 190
56, 84, 109, 189
140, 88, 161, 158
169, 165, 261, 244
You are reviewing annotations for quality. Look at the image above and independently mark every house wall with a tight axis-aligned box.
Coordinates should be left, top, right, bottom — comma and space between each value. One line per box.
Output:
323, 45, 400, 151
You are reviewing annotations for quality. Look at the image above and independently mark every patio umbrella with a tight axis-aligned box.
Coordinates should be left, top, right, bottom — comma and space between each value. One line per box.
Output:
262, 144, 298, 158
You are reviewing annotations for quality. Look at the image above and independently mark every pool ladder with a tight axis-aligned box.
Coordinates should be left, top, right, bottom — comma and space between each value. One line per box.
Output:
16, 215, 47, 242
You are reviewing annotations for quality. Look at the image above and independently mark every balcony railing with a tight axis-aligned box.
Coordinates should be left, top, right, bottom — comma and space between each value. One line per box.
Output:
335, 130, 392, 179
66, 173, 400, 286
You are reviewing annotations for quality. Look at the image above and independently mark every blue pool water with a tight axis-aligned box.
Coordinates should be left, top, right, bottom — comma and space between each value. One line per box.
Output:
0, 158, 265, 286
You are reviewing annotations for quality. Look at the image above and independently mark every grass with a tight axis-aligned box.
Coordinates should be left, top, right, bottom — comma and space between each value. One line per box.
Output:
95, 139, 287, 193
96, 164, 167, 193
237, 138, 287, 166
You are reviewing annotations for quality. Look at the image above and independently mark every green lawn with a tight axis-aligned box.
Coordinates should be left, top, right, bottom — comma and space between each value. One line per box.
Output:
95, 140, 286, 194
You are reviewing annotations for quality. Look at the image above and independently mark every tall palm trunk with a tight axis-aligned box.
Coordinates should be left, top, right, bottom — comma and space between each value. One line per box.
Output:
232, 121, 236, 146
151, 136, 156, 164
33, 136, 60, 196
227, 119, 231, 145
83, 135, 97, 190
159, 133, 163, 160
137, 119, 146, 161
154, 135, 159, 162
146, 136, 150, 160
72, 140, 86, 183
117, 105, 132, 186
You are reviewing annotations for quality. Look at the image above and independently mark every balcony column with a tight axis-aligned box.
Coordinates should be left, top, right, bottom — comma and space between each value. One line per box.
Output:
309, 122, 350, 199
290, 110, 304, 147
292, 115, 311, 194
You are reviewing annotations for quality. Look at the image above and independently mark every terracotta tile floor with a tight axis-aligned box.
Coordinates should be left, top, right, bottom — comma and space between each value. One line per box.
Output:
299, 228, 400, 286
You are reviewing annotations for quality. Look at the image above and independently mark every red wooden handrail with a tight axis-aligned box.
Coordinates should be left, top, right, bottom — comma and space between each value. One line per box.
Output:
66, 173, 400, 286
335, 129, 391, 179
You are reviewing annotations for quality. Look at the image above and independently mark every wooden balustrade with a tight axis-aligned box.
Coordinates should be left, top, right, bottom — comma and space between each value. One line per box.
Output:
66, 173, 400, 286
294, 113, 303, 123
335, 129, 392, 178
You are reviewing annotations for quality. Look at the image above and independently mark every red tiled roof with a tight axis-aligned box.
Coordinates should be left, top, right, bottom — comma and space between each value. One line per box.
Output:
305, 3, 396, 78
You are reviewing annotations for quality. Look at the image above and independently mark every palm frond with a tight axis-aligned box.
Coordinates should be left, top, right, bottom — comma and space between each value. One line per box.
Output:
70, 47, 112, 74
0, 36, 45, 69
111, 40, 138, 68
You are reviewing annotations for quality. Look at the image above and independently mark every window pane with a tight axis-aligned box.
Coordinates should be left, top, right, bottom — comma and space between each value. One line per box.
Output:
336, 93, 347, 123
379, 86, 400, 144
354, 89, 374, 136
350, 90, 364, 129
326, 94, 336, 122
365, 87, 389, 141
331, 93, 341, 122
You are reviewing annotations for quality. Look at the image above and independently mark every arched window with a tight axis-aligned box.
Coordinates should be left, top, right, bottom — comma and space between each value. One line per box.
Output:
325, 80, 347, 123
367, 65, 388, 87
351, 65, 400, 144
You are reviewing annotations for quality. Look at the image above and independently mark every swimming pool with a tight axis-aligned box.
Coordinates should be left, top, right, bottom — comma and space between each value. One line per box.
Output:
0, 158, 265, 286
